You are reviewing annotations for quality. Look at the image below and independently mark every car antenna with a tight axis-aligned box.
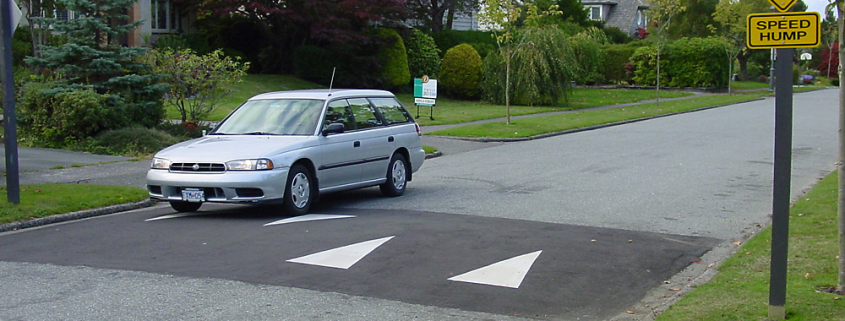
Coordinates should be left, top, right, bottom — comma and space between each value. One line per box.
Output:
328, 67, 336, 96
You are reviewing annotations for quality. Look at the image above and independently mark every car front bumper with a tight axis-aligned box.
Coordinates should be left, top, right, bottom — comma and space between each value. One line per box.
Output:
146, 168, 289, 204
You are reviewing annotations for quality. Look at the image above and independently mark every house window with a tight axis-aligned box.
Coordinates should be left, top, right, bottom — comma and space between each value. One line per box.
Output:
151, 0, 179, 32
637, 9, 648, 27
586, 5, 602, 21
54, 10, 77, 21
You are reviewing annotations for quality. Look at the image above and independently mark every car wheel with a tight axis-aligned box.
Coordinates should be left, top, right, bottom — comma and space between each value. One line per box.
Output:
380, 153, 407, 197
283, 164, 313, 215
170, 201, 202, 213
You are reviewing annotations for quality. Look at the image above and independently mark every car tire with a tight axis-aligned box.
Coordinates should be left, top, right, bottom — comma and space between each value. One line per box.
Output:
170, 201, 202, 213
380, 153, 407, 197
283, 164, 313, 215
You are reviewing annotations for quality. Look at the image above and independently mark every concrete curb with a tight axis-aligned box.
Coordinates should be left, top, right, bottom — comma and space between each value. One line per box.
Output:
0, 199, 156, 233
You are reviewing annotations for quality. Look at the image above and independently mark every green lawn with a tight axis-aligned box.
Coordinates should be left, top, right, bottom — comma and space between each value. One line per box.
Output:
165, 74, 324, 121
165, 75, 692, 125
397, 89, 691, 126
657, 172, 844, 320
429, 94, 758, 138
0, 184, 149, 225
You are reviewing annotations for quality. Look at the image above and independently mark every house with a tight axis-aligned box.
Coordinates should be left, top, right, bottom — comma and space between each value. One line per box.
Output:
581, 0, 649, 36
21, 0, 194, 47
124, 0, 195, 47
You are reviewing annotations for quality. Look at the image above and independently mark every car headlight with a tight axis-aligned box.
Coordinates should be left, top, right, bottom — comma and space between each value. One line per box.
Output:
226, 159, 275, 171
151, 158, 172, 169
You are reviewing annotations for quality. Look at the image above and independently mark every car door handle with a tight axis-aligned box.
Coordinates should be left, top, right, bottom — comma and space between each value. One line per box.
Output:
388, 136, 394, 142
354, 141, 361, 147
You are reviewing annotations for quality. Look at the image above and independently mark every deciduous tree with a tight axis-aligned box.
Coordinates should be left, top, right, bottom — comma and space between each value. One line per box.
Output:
148, 48, 249, 123
175, 0, 406, 73
406, 0, 477, 31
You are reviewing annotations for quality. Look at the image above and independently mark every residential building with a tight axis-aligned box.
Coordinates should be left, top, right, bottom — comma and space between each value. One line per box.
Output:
581, 0, 649, 36
125, 0, 195, 47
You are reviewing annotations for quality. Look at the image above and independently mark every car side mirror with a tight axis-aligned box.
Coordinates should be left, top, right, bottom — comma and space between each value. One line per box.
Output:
322, 123, 345, 136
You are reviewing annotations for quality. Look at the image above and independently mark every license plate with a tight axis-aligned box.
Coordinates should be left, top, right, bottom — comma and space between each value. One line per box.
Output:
181, 188, 204, 203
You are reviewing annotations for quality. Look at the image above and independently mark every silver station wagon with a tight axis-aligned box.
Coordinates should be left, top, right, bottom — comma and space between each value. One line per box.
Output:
146, 89, 425, 214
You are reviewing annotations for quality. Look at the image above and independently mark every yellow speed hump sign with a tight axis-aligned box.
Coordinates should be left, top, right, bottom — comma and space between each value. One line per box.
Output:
747, 12, 820, 49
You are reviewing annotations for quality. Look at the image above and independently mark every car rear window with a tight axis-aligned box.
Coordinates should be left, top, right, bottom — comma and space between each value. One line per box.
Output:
370, 97, 413, 125
348, 98, 383, 130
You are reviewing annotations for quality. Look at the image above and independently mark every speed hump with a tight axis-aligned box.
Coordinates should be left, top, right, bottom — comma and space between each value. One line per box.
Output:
747, 12, 820, 49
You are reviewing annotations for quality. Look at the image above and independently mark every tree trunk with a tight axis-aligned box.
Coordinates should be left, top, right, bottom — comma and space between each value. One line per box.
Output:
737, 50, 750, 81
445, 0, 456, 30
505, 50, 511, 125
838, 0, 845, 295
656, 35, 661, 107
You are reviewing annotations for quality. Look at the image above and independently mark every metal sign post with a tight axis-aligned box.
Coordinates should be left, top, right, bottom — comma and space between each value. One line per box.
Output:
1, 0, 20, 204
745, 2, 819, 318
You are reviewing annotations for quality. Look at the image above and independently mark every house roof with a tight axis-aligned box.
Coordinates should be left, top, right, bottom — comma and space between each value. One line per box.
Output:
582, 0, 649, 34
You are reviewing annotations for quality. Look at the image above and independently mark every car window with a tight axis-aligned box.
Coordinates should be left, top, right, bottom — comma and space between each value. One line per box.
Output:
348, 98, 383, 130
213, 99, 323, 135
325, 99, 356, 131
370, 97, 413, 125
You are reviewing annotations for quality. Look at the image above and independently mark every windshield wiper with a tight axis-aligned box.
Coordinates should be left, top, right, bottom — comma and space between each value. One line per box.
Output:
242, 132, 277, 135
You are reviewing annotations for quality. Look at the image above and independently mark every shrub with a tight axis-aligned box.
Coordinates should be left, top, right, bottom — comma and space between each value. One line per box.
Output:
570, 28, 607, 85
293, 45, 340, 85
481, 27, 577, 106
439, 44, 482, 99
664, 37, 729, 88
602, 44, 638, 84
818, 43, 838, 79
74, 127, 181, 157
603, 26, 633, 44
406, 29, 441, 78
631, 46, 668, 86
18, 82, 124, 147
469, 42, 496, 59
630, 37, 729, 88
430, 30, 497, 58
151, 34, 213, 55
371, 28, 411, 89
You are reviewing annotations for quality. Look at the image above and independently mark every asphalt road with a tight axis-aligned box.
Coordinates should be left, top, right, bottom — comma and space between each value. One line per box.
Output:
0, 89, 840, 320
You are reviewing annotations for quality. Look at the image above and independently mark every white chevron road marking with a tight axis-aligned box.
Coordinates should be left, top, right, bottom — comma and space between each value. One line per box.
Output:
264, 214, 356, 226
287, 236, 395, 269
448, 250, 543, 289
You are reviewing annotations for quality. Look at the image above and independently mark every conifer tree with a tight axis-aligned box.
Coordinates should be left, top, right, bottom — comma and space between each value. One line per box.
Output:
25, 0, 167, 128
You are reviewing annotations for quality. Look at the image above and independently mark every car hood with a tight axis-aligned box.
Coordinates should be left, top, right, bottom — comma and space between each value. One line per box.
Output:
154, 135, 314, 163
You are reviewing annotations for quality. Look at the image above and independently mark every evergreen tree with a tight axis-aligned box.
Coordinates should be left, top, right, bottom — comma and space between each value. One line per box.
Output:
25, 0, 167, 128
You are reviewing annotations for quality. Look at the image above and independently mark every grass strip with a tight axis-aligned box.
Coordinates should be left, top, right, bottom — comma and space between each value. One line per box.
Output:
428, 94, 758, 138
399, 89, 692, 127
0, 184, 149, 225
657, 171, 844, 320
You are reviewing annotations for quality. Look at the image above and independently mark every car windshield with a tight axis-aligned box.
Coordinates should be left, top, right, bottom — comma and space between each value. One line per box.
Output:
213, 99, 324, 136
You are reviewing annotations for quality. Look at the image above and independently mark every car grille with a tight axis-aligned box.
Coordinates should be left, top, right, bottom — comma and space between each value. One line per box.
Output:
170, 162, 226, 172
